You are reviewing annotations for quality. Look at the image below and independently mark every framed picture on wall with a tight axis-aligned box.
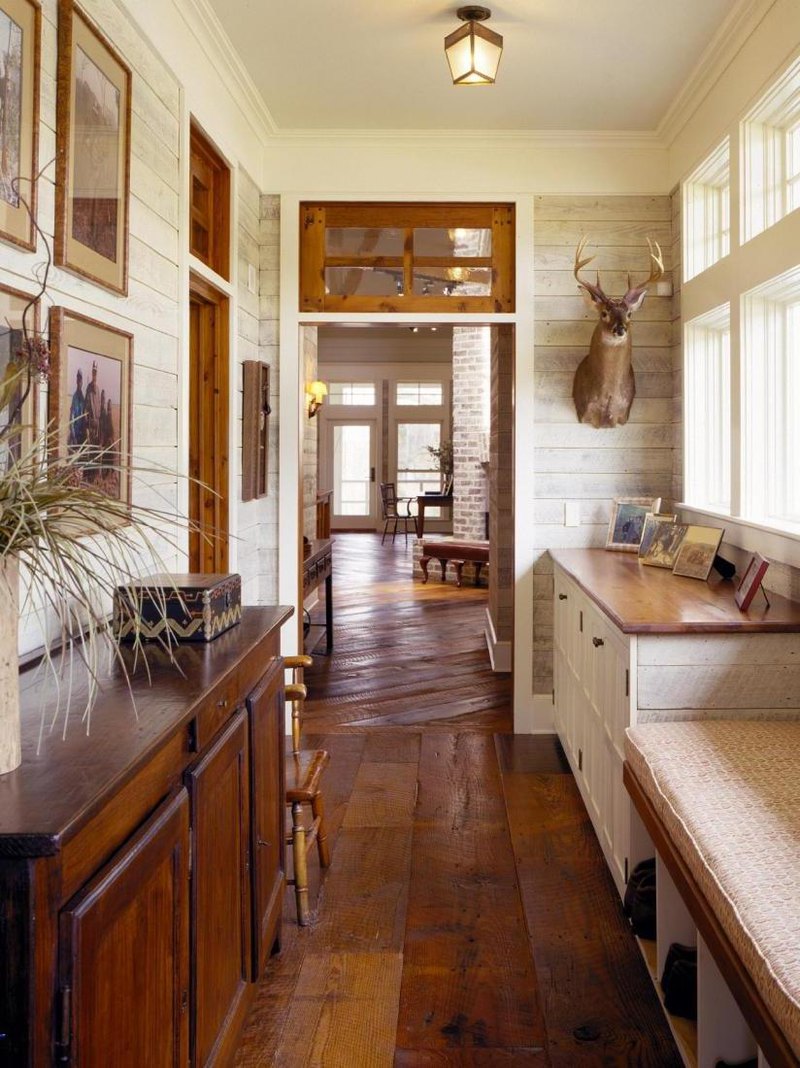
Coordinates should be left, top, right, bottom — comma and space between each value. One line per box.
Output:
49, 308, 132, 516
55, 0, 131, 294
0, 0, 40, 250
606, 496, 662, 552
0, 282, 38, 468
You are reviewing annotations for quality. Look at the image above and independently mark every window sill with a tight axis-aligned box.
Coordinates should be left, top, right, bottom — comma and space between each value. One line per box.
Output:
678, 502, 800, 569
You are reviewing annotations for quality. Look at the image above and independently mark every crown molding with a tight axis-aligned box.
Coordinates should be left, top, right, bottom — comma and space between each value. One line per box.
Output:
657, 0, 777, 146
266, 128, 667, 152
171, 0, 278, 142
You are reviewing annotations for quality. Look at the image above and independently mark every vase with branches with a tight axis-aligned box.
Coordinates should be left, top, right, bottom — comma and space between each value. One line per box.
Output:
0, 170, 197, 775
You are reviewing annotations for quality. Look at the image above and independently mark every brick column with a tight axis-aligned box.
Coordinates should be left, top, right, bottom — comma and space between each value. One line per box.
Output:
452, 326, 490, 540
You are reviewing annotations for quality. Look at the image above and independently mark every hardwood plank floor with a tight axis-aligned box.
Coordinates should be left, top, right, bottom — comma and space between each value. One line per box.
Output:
235, 534, 679, 1066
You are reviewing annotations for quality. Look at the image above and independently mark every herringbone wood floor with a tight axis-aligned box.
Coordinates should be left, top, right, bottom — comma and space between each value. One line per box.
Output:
234, 534, 679, 1066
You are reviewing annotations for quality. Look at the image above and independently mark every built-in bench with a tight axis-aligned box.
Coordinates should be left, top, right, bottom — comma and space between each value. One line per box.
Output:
624, 720, 800, 1067
420, 538, 489, 588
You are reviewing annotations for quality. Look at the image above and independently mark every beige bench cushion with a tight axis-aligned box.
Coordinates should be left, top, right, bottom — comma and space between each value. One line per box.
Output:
625, 720, 800, 1059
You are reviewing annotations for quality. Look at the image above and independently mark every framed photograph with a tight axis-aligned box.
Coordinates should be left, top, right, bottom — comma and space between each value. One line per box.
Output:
606, 496, 662, 552
672, 525, 724, 581
639, 515, 688, 569
0, 281, 38, 467
735, 552, 770, 612
0, 0, 40, 250
49, 308, 132, 513
55, 0, 131, 294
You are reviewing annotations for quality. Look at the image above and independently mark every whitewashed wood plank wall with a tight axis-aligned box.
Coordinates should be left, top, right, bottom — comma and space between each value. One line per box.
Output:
532, 194, 677, 695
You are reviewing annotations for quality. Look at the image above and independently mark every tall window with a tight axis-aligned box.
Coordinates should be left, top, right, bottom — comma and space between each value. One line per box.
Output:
741, 55, 800, 242
684, 307, 731, 512
189, 123, 230, 280
683, 139, 730, 281
742, 268, 800, 525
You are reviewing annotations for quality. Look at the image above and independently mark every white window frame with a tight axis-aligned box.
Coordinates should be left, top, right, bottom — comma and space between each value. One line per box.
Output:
683, 138, 730, 282
684, 305, 731, 513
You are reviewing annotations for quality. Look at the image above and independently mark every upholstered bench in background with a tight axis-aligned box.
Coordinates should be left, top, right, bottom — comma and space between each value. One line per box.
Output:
420, 538, 489, 588
624, 720, 800, 1067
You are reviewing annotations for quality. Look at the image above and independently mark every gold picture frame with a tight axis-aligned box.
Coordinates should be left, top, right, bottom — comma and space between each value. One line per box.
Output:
49, 307, 132, 518
0, 281, 38, 467
55, 0, 131, 294
0, 0, 40, 250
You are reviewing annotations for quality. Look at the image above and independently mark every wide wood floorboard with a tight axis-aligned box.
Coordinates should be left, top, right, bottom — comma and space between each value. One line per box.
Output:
235, 535, 678, 1066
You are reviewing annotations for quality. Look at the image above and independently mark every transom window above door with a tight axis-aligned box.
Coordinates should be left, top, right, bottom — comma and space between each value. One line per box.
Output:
299, 202, 515, 313
328, 382, 377, 405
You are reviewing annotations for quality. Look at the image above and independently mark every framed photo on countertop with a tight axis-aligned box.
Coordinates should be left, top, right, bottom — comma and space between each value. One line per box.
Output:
606, 496, 662, 552
672, 524, 724, 581
735, 552, 770, 612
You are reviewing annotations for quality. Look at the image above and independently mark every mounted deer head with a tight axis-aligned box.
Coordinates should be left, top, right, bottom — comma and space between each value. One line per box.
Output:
571, 236, 664, 428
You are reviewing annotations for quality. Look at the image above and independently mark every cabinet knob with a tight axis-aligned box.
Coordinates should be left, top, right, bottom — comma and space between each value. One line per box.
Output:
217, 697, 229, 709
558, 593, 568, 601
592, 636, 604, 648
258, 838, 271, 848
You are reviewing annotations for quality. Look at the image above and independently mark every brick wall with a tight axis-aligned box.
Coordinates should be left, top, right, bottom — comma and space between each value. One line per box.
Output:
452, 326, 490, 540
489, 326, 514, 650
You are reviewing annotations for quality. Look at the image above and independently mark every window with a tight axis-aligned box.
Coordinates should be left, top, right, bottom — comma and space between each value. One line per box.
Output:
396, 382, 444, 406
396, 423, 441, 505
683, 139, 730, 281
742, 268, 800, 526
328, 382, 376, 406
299, 202, 514, 313
189, 123, 230, 279
684, 306, 731, 512
741, 56, 800, 242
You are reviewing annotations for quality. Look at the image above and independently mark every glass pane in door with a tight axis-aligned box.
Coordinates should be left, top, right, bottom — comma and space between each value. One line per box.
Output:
397, 423, 441, 513
333, 424, 372, 516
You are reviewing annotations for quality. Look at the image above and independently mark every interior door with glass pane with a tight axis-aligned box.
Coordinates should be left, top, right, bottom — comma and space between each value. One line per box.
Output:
396, 422, 444, 519
328, 420, 378, 529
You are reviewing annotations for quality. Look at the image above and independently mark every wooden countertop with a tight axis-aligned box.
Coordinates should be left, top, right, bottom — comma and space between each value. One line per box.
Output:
0, 605, 292, 853
550, 549, 800, 634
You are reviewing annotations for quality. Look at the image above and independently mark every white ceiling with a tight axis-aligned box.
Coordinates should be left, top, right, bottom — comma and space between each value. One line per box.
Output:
207, 0, 739, 132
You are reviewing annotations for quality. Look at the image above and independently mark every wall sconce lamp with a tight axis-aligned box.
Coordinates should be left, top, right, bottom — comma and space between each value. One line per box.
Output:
444, 6, 503, 86
307, 380, 328, 418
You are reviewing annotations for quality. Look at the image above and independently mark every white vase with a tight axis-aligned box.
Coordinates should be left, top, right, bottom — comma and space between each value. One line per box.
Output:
0, 556, 21, 776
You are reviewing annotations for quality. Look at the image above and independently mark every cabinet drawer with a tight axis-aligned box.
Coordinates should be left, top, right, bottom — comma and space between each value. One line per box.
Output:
194, 672, 241, 749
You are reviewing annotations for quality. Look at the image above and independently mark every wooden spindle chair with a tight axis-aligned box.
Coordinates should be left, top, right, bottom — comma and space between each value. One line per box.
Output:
284, 655, 331, 925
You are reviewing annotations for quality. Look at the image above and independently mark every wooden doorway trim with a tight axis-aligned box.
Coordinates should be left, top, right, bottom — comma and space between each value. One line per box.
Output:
189, 274, 230, 572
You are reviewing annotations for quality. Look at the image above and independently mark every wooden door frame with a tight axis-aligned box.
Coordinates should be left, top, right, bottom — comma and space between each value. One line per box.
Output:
282, 194, 537, 732
189, 273, 230, 572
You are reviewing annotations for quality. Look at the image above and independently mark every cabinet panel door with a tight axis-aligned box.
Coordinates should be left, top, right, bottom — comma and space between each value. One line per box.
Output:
187, 710, 251, 1067
247, 661, 285, 978
59, 790, 190, 1068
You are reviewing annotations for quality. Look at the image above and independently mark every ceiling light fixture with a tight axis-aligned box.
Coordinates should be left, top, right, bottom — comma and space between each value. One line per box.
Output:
444, 6, 503, 86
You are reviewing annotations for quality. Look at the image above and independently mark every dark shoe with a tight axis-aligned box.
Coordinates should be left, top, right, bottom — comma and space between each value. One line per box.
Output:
715, 1059, 757, 1068
624, 858, 656, 939
663, 956, 697, 1019
660, 942, 697, 993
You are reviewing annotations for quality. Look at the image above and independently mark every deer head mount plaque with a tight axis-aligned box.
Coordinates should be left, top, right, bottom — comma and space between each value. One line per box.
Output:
572, 237, 664, 428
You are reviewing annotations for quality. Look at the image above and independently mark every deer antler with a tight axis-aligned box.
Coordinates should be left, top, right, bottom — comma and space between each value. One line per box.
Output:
624, 238, 664, 305
573, 236, 608, 303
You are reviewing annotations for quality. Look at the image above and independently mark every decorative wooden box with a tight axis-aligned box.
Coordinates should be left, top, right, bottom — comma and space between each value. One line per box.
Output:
114, 572, 242, 642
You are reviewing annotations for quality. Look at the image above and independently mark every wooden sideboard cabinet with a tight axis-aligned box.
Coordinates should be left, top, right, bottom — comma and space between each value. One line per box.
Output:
551, 549, 800, 899
0, 605, 291, 1068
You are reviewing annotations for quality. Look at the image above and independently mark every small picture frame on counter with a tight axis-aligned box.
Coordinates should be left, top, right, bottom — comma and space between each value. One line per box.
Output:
639, 515, 688, 569
735, 553, 770, 612
606, 496, 662, 552
672, 525, 724, 581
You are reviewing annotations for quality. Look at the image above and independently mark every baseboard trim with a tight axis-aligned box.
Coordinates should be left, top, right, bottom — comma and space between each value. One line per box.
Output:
514, 693, 556, 734
484, 608, 512, 673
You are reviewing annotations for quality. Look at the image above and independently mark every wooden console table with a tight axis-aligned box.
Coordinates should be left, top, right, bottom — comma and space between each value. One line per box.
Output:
303, 538, 333, 653
0, 606, 292, 1066
414, 493, 453, 539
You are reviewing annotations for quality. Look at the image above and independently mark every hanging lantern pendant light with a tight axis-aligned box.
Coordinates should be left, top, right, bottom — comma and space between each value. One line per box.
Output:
444, 6, 503, 86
